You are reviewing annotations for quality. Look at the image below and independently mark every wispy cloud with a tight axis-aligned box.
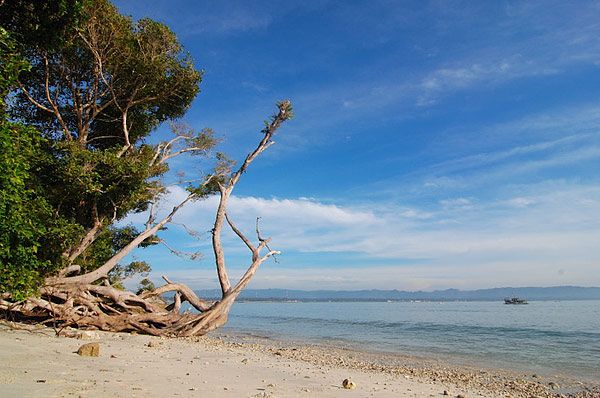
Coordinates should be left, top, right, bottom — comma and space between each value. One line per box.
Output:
115, 1, 280, 35
350, 102, 600, 203
191, 11, 273, 35
284, 1, 600, 129
426, 133, 595, 174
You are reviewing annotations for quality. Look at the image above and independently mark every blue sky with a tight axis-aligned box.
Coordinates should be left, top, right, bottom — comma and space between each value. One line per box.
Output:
114, 0, 600, 290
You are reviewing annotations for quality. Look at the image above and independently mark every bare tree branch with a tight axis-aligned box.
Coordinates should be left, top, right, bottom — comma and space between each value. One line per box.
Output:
43, 55, 72, 140
225, 213, 256, 254
140, 276, 212, 312
16, 82, 53, 113
63, 213, 104, 264
48, 193, 197, 285
211, 184, 232, 295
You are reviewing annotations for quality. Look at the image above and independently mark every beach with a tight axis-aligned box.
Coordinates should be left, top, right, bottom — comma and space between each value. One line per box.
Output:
1, 322, 598, 398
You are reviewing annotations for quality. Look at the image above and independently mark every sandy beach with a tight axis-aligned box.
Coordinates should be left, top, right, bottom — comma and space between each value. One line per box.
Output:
0, 322, 598, 398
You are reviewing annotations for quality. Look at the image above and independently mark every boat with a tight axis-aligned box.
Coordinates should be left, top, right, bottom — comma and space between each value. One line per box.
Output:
504, 297, 528, 305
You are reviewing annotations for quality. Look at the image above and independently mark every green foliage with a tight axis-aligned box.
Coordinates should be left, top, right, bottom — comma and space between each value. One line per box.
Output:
0, 121, 81, 299
187, 152, 234, 196
136, 278, 156, 295
0, 28, 29, 109
169, 123, 219, 159
0, 121, 47, 299
45, 142, 165, 225
109, 261, 151, 290
0, 0, 88, 51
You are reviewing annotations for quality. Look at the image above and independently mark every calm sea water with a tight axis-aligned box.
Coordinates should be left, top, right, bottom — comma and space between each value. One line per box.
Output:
221, 300, 600, 381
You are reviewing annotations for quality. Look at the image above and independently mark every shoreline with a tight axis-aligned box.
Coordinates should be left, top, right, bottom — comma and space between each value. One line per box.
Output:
215, 329, 599, 397
1, 322, 598, 398
219, 326, 599, 384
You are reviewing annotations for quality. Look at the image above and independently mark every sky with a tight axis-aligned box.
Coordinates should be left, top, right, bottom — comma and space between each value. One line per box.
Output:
113, 0, 600, 291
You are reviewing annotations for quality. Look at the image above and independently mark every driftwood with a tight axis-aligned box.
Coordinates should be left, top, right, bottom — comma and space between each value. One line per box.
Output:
1, 101, 291, 337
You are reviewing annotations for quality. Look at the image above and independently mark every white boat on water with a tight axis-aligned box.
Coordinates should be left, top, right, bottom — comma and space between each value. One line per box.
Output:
504, 297, 528, 304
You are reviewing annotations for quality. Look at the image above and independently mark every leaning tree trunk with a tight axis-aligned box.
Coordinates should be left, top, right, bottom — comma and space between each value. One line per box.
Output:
0, 101, 292, 337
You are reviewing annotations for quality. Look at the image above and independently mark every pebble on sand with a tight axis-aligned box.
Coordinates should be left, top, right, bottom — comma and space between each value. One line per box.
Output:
77, 342, 100, 357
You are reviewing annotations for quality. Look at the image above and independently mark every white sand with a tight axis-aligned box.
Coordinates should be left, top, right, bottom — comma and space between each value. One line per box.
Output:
0, 324, 483, 398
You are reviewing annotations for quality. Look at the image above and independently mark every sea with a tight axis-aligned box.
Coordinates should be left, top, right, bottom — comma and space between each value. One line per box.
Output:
221, 300, 600, 382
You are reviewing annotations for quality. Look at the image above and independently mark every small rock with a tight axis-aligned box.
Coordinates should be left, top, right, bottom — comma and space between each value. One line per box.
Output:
241, 358, 248, 364
549, 382, 560, 390
78, 331, 100, 340
443, 391, 450, 396
36, 379, 46, 383
77, 342, 99, 357
342, 378, 356, 389
147, 341, 156, 348
456, 394, 467, 398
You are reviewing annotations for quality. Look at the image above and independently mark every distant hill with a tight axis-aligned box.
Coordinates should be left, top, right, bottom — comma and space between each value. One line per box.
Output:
195, 286, 600, 301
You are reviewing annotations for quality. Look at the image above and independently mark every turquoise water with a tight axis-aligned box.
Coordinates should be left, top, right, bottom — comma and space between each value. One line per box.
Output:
222, 300, 600, 381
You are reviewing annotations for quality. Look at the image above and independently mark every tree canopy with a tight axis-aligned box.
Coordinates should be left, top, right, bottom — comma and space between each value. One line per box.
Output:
0, 0, 292, 336
0, 0, 208, 297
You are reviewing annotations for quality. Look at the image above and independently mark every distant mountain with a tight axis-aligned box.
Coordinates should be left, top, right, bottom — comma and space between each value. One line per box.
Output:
195, 286, 600, 301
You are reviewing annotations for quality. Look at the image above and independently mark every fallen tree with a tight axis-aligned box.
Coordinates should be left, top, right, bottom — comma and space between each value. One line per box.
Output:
0, 0, 293, 336
1, 100, 291, 336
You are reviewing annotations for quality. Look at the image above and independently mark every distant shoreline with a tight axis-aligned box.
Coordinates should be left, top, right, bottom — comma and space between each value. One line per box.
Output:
191, 286, 600, 302
232, 297, 600, 303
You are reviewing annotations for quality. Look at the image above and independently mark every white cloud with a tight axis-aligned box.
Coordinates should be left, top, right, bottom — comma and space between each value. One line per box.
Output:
122, 180, 600, 290
399, 209, 433, 219
506, 197, 536, 208
417, 62, 513, 106
158, 259, 600, 291
439, 197, 473, 209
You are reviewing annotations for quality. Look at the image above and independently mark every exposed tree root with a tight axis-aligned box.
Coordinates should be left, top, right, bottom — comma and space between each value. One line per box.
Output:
1, 278, 231, 336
